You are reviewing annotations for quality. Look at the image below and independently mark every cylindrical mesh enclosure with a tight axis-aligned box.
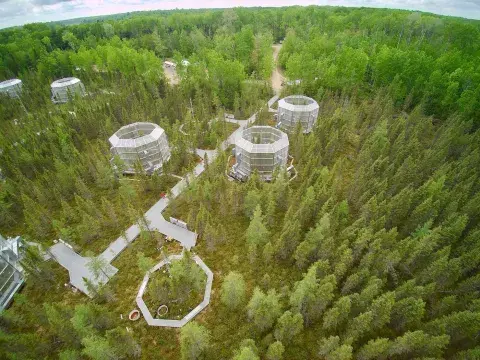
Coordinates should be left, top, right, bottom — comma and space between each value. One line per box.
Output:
234, 126, 289, 180
277, 95, 319, 133
0, 79, 22, 98
109, 122, 171, 174
51, 77, 86, 104
0, 235, 24, 310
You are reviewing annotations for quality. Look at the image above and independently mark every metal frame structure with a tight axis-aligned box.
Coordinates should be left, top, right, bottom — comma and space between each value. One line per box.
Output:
232, 125, 289, 181
136, 253, 213, 328
0, 79, 22, 98
109, 122, 171, 174
0, 235, 24, 310
277, 95, 319, 133
51, 77, 86, 104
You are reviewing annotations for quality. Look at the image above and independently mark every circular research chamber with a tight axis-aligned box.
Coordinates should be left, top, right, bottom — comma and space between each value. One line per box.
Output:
233, 126, 289, 181
109, 122, 171, 174
0, 79, 22, 98
277, 95, 319, 133
51, 77, 86, 104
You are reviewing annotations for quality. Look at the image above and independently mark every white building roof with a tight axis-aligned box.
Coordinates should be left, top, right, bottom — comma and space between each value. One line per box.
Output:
109, 122, 166, 149
236, 126, 289, 154
278, 95, 319, 112
0, 79, 21, 89
51, 77, 81, 88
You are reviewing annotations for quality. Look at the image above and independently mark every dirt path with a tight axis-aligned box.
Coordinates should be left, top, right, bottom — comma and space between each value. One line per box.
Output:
271, 44, 284, 95
163, 63, 179, 85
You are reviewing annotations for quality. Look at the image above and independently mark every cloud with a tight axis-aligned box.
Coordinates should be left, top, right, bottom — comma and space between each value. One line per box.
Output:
32, 0, 72, 5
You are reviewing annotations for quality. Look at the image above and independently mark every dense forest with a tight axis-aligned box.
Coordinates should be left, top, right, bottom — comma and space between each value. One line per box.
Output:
1, 5, 480, 360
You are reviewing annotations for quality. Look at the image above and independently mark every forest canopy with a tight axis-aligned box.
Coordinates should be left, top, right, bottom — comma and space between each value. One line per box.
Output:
1, 5, 480, 360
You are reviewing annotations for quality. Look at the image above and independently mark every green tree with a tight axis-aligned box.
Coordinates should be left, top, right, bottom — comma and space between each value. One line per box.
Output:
169, 251, 204, 301
318, 336, 353, 360
44, 303, 80, 349
220, 271, 246, 310
322, 296, 352, 332
247, 287, 282, 332
356, 338, 391, 360
290, 263, 336, 326
266, 341, 285, 360
86, 253, 112, 280
246, 205, 270, 262
82, 334, 116, 360
244, 189, 262, 218
180, 322, 211, 360
137, 251, 155, 274
274, 311, 303, 344
388, 331, 449, 358
105, 327, 141, 358
232, 346, 259, 360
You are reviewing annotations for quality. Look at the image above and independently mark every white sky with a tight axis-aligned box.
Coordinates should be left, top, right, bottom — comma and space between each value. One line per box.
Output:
1, 0, 479, 29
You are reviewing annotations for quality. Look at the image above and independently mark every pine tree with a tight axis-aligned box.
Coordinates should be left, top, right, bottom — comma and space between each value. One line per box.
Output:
390, 297, 425, 332
81, 334, 117, 360
220, 271, 246, 310
356, 338, 391, 360
246, 205, 269, 263
275, 217, 301, 260
322, 296, 352, 333
59, 350, 82, 360
86, 253, 111, 280
204, 221, 216, 252
368, 292, 395, 329
180, 322, 211, 360
266, 341, 284, 360
290, 263, 336, 326
169, 251, 204, 301
137, 251, 155, 274
195, 204, 210, 237
274, 311, 304, 344
318, 336, 353, 360
22, 194, 52, 238
263, 242, 274, 264
233, 346, 259, 360
105, 327, 141, 358
44, 303, 81, 348
247, 287, 282, 332
388, 331, 449, 359
344, 311, 374, 344
244, 189, 262, 219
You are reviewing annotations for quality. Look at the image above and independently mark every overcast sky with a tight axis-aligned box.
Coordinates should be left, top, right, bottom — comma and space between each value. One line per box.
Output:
1, 0, 480, 29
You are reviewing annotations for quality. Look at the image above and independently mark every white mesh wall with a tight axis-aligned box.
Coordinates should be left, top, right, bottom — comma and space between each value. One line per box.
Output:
277, 95, 319, 134
235, 126, 289, 179
109, 122, 171, 174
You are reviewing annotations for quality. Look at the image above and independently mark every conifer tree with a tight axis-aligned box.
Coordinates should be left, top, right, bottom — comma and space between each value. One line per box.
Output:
290, 263, 336, 326
220, 271, 246, 310
247, 287, 282, 332
180, 322, 211, 360
274, 311, 303, 344
266, 341, 285, 360
246, 205, 269, 263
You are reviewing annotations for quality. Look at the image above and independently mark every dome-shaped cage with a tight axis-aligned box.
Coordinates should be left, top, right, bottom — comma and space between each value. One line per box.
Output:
0, 79, 22, 99
277, 95, 319, 134
51, 77, 86, 104
233, 126, 289, 180
109, 122, 171, 174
